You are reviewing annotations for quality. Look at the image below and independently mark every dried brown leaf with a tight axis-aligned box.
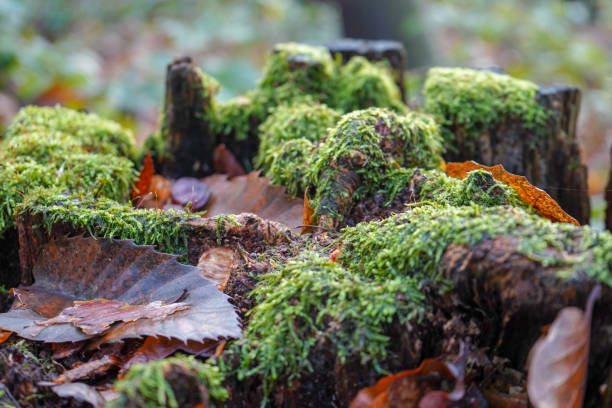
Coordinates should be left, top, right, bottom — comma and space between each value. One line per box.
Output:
197, 247, 236, 291
0, 236, 241, 343
0, 330, 11, 344
50, 383, 106, 408
527, 285, 601, 408
444, 161, 579, 225
202, 171, 303, 229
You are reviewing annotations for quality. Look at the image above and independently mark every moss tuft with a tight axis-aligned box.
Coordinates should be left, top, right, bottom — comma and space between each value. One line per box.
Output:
112, 355, 228, 408
424, 67, 548, 156
306, 108, 443, 223
330, 56, 405, 113
265, 138, 315, 197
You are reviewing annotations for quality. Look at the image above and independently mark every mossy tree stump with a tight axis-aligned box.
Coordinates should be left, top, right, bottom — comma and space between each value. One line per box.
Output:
425, 69, 590, 224
161, 56, 217, 178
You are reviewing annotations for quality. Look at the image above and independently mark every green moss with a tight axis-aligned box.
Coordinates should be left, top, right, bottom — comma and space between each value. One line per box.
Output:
330, 56, 405, 113
4, 105, 135, 158
340, 204, 612, 286
231, 252, 426, 397
211, 91, 270, 142
258, 42, 336, 104
112, 356, 228, 408
424, 67, 548, 155
255, 102, 340, 170
265, 138, 315, 197
18, 189, 194, 257
306, 108, 443, 223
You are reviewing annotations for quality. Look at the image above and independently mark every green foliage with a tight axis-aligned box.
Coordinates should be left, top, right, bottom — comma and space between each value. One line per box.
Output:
423, 67, 549, 155
232, 252, 426, 397
306, 108, 443, 221
340, 204, 612, 287
330, 56, 405, 113
211, 91, 270, 142
18, 189, 194, 258
112, 355, 228, 408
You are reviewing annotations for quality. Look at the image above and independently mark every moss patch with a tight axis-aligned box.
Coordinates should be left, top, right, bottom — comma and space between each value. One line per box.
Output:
424, 67, 548, 156
306, 108, 443, 223
111, 356, 228, 408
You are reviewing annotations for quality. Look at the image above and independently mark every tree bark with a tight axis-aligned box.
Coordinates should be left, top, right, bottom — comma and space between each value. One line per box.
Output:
161, 56, 216, 178
326, 38, 406, 101
447, 84, 590, 224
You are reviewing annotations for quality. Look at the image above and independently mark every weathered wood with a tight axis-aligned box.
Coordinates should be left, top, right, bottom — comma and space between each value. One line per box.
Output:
447, 84, 590, 224
161, 56, 216, 178
325, 38, 406, 100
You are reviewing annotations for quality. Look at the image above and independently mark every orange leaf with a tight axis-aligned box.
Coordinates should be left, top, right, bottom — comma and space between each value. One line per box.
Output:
202, 171, 303, 229
0, 330, 11, 344
444, 161, 579, 225
527, 284, 601, 408
301, 193, 315, 234
131, 151, 155, 201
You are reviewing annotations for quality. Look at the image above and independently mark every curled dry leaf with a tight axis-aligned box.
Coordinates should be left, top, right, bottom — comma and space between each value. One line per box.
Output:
213, 144, 246, 178
527, 284, 601, 408
197, 247, 236, 291
0, 236, 241, 343
203, 171, 304, 229
131, 151, 155, 201
444, 161, 579, 225
0, 330, 11, 344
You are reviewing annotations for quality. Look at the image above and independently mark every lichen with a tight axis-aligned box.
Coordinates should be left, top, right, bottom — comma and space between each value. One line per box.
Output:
111, 356, 228, 408
424, 67, 549, 156
306, 108, 443, 224
330, 56, 405, 113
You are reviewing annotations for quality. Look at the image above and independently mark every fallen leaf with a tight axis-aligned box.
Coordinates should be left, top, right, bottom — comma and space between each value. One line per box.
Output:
444, 161, 579, 225
197, 247, 236, 291
36, 298, 189, 336
131, 151, 154, 201
172, 177, 211, 211
49, 382, 106, 408
150, 174, 172, 203
0, 236, 241, 343
203, 171, 304, 229
120, 336, 217, 375
0, 330, 11, 344
213, 144, 246, 178
527, 284, 601, 408
301, 193, 315, 234
51, 341, 86, 359
55, 355, 120, 383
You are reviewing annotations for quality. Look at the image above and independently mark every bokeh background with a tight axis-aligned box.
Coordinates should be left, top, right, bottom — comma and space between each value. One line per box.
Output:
1, 0, 610, 224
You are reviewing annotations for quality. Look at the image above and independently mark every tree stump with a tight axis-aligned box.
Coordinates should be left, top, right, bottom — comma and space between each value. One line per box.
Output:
325, 38, 406, 101
161, 56, 216, 178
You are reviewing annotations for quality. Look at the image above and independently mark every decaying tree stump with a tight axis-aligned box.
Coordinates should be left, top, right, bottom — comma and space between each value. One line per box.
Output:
161, 56, 216, 178
606, 145, 612, 231
326, 38, 406, 101
445, 84, 590, 224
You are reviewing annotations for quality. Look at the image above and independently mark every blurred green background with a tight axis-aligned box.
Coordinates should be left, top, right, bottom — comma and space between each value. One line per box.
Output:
1, 0, 610, 218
